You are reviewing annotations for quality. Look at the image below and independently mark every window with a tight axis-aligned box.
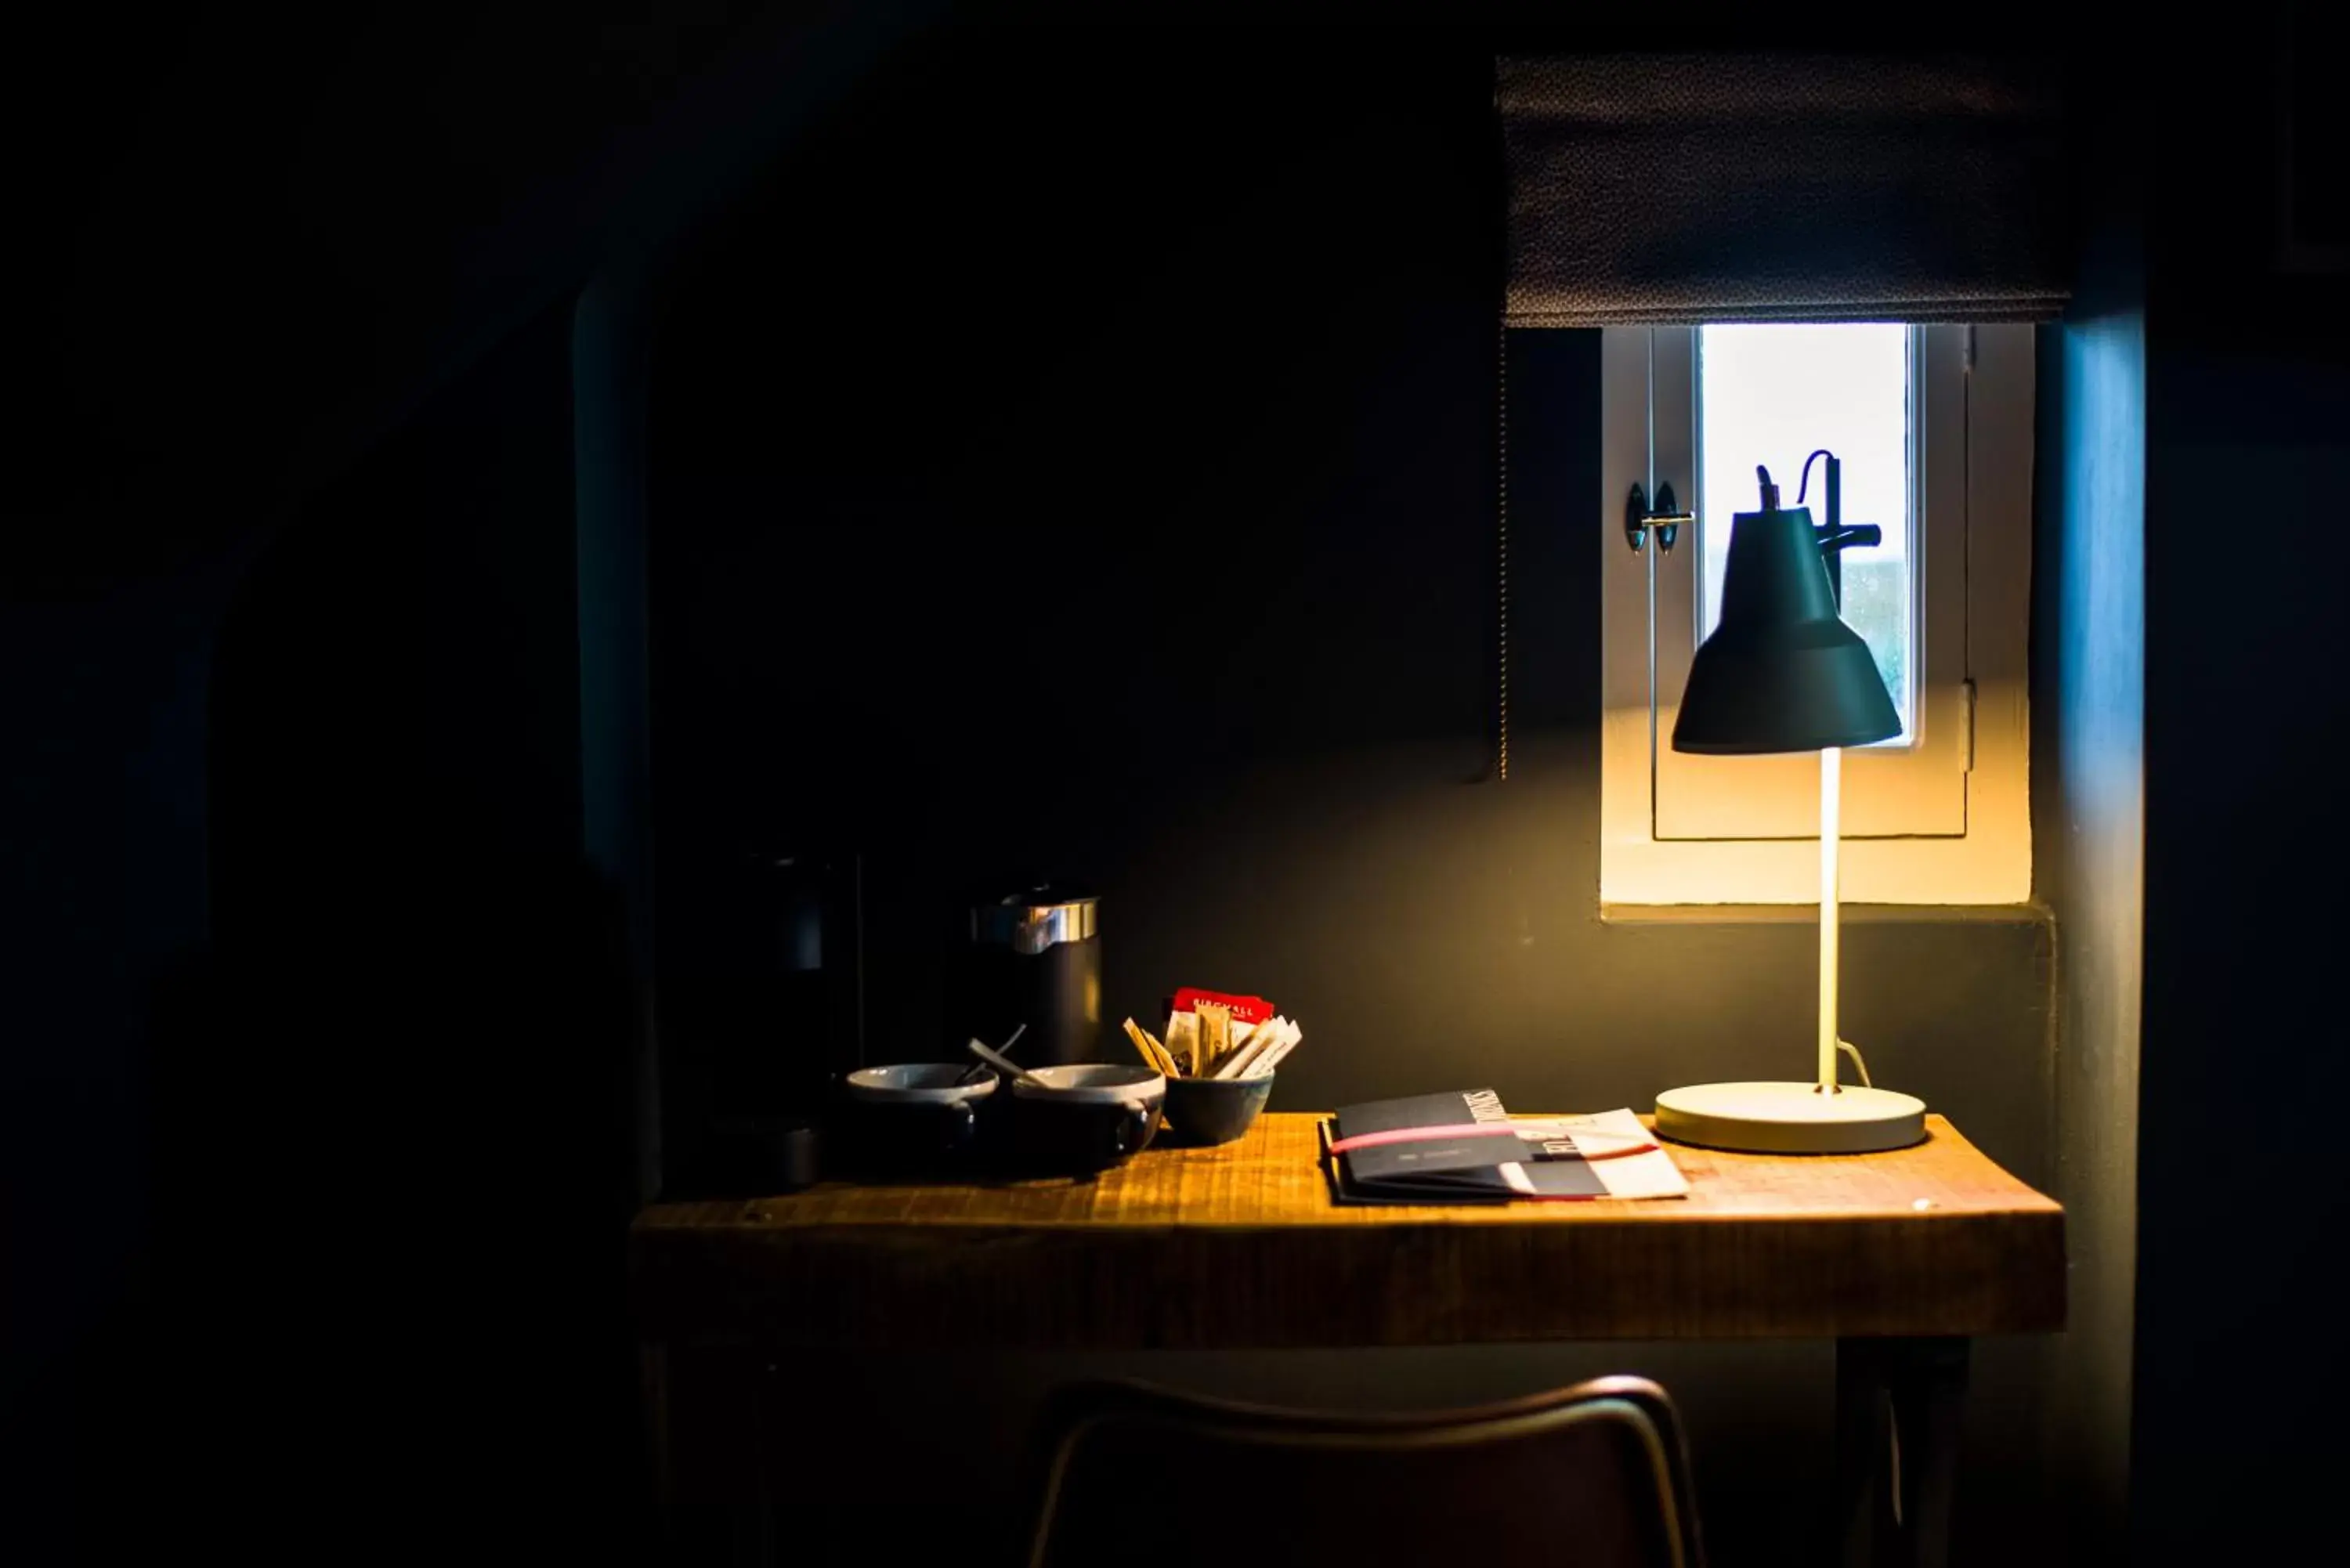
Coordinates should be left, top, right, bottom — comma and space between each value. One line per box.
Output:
1600, 323, 2033, 905
1697, 326, 1913, 732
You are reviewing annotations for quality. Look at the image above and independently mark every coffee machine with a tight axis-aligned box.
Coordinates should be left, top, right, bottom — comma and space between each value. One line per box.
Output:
965, 887, 1101, 1068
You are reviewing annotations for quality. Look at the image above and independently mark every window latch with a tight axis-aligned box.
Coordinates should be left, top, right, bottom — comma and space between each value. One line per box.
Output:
1625, 481, 1695, 554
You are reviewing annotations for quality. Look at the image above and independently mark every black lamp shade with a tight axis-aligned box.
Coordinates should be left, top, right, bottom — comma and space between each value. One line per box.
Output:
1671, 503, 1901, 755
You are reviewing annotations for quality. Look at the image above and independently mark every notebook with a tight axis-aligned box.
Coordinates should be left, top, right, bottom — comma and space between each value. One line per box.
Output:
1321, 1089, 1688, 1204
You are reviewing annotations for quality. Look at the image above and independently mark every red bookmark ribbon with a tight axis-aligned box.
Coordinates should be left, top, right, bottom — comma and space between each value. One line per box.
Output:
1329, 1123, 1659, 1161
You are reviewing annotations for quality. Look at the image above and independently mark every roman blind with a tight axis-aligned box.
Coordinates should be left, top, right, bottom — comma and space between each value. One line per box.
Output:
1499, 53, 2069, 327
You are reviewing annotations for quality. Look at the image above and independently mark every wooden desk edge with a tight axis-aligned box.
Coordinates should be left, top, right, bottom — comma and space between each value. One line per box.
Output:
631, 1113, 2064, 1348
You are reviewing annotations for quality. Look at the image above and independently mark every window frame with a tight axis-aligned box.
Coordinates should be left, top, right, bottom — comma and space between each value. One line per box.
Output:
1598, 323, 2035, 907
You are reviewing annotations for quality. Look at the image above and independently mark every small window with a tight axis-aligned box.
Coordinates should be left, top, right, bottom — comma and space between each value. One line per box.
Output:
1697, 325, 1913, 736
1600, 323, 2034, 906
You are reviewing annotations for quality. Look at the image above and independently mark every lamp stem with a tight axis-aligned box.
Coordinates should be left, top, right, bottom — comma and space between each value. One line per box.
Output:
1819, 746, 1842, 1093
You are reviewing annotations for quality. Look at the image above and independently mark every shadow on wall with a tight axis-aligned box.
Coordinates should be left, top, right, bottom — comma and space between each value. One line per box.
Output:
65, 304, 654, 1563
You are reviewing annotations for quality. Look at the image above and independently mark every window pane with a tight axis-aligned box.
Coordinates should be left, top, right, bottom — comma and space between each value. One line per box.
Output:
1697, 324, 1913, 741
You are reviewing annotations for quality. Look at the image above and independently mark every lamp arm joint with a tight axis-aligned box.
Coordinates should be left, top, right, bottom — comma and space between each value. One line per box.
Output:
1815, 523, 1882, 555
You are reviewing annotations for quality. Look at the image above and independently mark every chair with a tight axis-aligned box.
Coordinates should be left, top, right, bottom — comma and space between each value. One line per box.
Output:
1022, 1375, 1706, 1568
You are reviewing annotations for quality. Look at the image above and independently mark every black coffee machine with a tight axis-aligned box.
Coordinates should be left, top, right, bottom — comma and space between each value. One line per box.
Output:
964, 887, 1101, 1068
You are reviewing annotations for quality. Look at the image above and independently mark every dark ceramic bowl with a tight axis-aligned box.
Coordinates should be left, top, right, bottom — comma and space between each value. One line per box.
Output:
842, 1064, 997, 1176
1162, 1072, 1274, 1147
1008, 1064, 1166, 1173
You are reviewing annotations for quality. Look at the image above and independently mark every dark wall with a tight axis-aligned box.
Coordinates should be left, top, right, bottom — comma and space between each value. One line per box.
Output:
0, 551, 231, 1563
647, 28, 2055, 1165
6, 10, 917, 1555
2132, 13, 2350, 1559
2030, 80, 2146, 1566
646, 27, 2057, 1566
36, 308, 648, 1563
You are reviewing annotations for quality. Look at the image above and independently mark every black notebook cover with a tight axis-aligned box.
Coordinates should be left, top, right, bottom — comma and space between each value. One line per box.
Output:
1335, 1090, 1520, 1182
1326, 1089, 1610, 1203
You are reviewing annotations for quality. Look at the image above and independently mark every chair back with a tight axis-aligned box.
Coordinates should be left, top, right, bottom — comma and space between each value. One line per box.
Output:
1025, 1375, 1705, 1568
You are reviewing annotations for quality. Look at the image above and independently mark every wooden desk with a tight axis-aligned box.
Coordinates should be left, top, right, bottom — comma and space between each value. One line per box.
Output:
632, 1115, 2063, 1567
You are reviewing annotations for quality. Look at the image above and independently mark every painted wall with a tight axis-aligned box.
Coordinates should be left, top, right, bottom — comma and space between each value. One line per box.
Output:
8, 9, 935, 1549
2131, 15, 2350, 1559
2031, 208, 2146, 1568
645, 30, 2059, 1566
197, 309, 649, 1562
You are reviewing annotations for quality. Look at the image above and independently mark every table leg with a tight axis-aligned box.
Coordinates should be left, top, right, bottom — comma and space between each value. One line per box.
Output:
1836, 1337, 1972, 1568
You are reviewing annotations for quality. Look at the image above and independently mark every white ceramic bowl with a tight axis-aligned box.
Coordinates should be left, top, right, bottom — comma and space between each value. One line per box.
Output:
844, 1063, 998, 1104
1010, 1063, 1166, 1107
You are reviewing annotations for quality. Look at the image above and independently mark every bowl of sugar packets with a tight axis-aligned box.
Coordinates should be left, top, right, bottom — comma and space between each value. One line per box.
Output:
1123, 994, 1300, 1147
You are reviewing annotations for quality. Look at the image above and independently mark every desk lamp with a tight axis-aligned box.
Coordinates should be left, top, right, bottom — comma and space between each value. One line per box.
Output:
1653, 464, 1927, 1154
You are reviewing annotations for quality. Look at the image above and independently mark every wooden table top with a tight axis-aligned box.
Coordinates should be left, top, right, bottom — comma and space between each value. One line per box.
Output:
631, 1114, 2064, 1349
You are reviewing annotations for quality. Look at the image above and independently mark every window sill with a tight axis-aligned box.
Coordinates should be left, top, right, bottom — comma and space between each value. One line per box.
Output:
1599, 901, 2049, 927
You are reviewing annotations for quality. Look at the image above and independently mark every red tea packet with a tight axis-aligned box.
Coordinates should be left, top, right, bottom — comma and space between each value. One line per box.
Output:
1168, 986, 1274, 1028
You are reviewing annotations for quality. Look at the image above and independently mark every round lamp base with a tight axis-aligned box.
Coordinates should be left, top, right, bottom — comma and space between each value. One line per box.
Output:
1654, 1081, 1927, 1154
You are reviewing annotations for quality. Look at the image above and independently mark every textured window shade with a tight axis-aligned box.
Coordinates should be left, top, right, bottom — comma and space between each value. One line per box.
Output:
1499, 54, 2070, 327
